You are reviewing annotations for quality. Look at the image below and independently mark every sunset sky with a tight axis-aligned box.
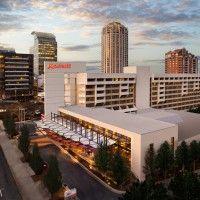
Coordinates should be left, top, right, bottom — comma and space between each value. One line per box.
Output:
0, 0, 200, 73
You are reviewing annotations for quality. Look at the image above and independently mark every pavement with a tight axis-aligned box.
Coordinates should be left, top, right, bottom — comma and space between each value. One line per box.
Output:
39, 145, 121, 200
0, 147, 22, 200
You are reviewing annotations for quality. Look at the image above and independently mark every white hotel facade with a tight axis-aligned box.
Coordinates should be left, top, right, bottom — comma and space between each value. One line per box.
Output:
43, 62, 200, 181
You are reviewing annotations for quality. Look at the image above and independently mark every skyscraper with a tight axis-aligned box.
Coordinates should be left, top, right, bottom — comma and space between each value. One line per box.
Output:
165, 48, 198, 74
101, 22, 128, 73
31, 32, 57, 75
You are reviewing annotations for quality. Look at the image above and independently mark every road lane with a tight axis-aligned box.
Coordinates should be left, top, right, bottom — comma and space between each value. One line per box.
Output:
0, 147, 22, 200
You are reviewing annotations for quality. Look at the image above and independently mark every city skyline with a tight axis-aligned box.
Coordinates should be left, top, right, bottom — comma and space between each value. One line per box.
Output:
0, 0, 200, 73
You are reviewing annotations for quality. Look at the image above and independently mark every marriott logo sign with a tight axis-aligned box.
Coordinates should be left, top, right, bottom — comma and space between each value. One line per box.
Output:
48, 63, 72, 69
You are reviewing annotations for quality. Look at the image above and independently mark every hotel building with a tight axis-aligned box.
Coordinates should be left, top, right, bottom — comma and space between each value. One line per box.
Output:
0, 49, 34, 101
44, 62, 200, 113
165, 48, 198, 74
41, 61, 200, 181
65, 73, 136, 112
150, 74, 200, 110
101, 22, 128, 73
31, 32, 57, 75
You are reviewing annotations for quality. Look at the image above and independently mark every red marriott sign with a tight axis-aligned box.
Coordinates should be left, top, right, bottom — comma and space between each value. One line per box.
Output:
48, 63, 72, 69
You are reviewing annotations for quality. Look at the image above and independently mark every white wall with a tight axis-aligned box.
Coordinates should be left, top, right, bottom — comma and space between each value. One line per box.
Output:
124, 66, 151, 109
44, 62, 86, 116
135, 125, 178, 180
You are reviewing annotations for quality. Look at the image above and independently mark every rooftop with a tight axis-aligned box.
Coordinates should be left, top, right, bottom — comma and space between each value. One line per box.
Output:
31, 31, 56, 39
59, 106, 176, 135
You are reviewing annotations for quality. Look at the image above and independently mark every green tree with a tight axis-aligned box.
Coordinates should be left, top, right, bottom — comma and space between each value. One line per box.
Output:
189, 140, 199, 171
120, 178, 169, 200
150, 182, 169, 200
175, 141, 190, 171
120, 180, 147, 200
18, 125, 30, 160
169, 172, 200, 200
156, 141, 174, 179
143, 144, 156, 179
111, 151, 130, 185
30, 143, 44, 175
43, 155, 62, 195
3, 113, 16, 138
94, 143, 111, 172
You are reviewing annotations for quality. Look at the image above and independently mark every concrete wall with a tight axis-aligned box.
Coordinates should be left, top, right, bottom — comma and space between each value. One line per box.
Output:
64, 74, 78, 105
124, 66, 151, 109
136, 125, 178, 180
44, 62, 86, 116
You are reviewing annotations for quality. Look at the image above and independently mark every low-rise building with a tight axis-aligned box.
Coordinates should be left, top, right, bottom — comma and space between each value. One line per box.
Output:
150, 73, 200, 110
65, 73, 136, 111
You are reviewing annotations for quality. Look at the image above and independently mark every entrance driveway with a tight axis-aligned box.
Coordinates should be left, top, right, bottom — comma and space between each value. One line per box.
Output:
39, 145, 120, 200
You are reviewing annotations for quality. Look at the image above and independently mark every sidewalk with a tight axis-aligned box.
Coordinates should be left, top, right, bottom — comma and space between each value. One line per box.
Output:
0, 121, 50, 200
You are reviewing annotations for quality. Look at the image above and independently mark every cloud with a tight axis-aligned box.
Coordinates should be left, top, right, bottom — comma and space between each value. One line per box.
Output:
1, 1, 200, 34
134, 41, 186, 47
59, 0, 200, 25
137, 29, 192, 41
0, 0, 30, 11
61, 43, 100, 51
3, 0, 199, 25
142, 59, 164, 64
0, 13, 26, 32
86, 60, 101, 64
0, 0, 199, 57
0, 0, 10, 11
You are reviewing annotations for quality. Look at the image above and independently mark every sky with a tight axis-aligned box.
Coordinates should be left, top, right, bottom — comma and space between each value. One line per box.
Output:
0, 0, 200, 73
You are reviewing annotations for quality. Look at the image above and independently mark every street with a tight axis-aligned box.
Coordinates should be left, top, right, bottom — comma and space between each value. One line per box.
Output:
0, 147, 22, 200
39, 145, 121, 200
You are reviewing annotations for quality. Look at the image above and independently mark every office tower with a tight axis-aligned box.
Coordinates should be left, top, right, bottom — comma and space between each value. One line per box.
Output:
31, 32, 57, 75
0, 49, 34, 101
165, 48, 198, 74
101, 21, 128, 73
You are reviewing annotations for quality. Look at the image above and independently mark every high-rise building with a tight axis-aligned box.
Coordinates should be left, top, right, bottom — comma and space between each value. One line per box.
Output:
31, 32, 57, 75
165, 48, 198, 74
0, 49, 34, 101
101, 22, 128, 73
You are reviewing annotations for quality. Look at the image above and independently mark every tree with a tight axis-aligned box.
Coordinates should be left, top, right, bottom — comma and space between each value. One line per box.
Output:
175, 141, 190, 171
94, 143, 111, 172
18, 125, 30, 160
189, 140, 199, 171
155, 141, 174, 179
120, 178, 169, 200
120, 180, 147, 200
111, 151, 130, 185
43, 155, 62, 195
169, 172, 200, 200
3, 113, 16, 138
30, 143, 44, 175
143, 144, 156, 179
